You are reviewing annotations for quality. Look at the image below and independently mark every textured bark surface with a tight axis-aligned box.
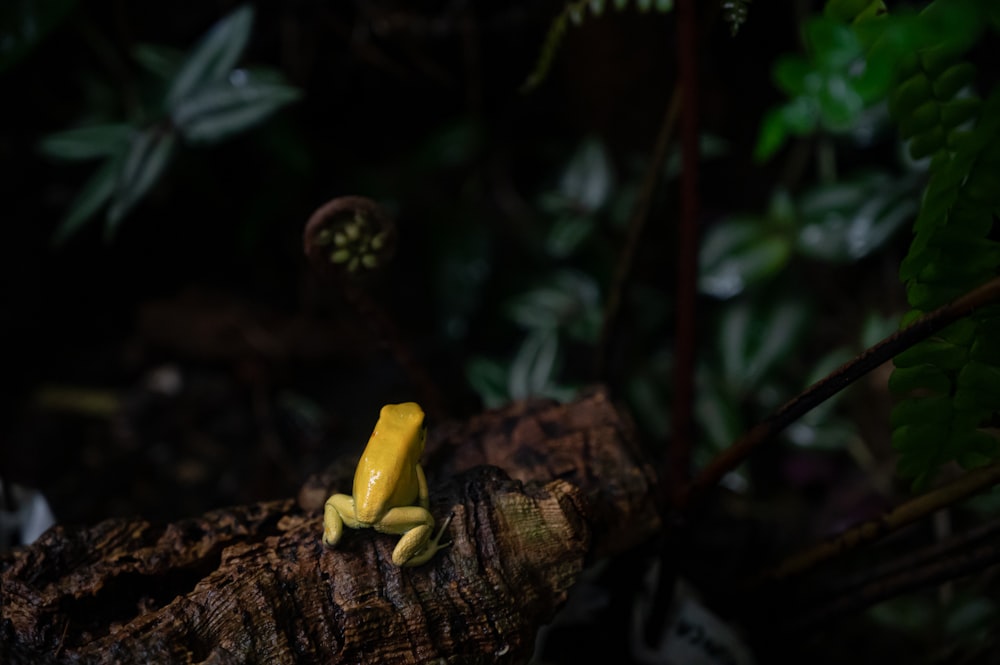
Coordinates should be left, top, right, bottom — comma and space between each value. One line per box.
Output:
2, 388, 659, 664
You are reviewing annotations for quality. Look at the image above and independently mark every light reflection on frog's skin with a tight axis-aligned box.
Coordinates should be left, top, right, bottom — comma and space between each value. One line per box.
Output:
323, 402, 451, 567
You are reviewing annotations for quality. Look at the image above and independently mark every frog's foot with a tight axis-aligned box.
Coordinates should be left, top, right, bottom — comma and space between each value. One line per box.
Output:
323, 493, 358, 547
429, 513, 454, 552
402, 513, 454, 567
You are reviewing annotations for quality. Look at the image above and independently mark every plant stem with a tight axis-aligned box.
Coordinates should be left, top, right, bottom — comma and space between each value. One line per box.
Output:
670, 0, 701, 500
780, 517, 1000, 632
680, 275, 1000, 512
749, 461, 1000, 586
595, 90, 680, 379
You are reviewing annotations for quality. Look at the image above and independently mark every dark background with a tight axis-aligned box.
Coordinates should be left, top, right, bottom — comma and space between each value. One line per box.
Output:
8, 2, 989, 663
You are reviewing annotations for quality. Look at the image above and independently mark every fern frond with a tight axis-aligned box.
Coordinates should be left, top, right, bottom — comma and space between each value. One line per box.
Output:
521, 0, 675, 92
824, 0, 1000, 486
887, 19, 1000, 485
722, 0, 752, 36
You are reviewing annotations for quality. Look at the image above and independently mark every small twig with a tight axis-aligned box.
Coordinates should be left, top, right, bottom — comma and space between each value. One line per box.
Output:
747, 461, 1000, 587
670, 0, 701, 500
783, 528, 1000, 632
595, 91, 681, 379
681, 275, 1000, 512
640, 2, 701, 645
832, 515, 1000, 598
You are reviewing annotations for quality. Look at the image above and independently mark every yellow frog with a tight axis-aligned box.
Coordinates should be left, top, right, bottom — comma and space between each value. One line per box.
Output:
323, 402, 451, 566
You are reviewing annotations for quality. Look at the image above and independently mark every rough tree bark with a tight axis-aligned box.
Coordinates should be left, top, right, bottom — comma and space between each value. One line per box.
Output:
2, 388, 659, 664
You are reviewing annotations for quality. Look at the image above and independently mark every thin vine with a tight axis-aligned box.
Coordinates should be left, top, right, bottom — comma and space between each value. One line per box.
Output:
521, 0, 675, 92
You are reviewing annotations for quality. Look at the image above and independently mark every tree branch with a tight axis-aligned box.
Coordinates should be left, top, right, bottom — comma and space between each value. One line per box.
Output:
2, 389, 659, 664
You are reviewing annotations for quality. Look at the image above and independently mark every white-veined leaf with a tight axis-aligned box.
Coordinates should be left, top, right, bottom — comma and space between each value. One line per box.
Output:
166, 5, 254, 109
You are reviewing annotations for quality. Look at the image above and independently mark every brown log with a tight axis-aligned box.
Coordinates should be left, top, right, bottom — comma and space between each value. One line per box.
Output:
2, 388, 659, 664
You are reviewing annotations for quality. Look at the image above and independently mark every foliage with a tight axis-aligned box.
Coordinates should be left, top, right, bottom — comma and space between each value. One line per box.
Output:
521, 0, 675, 92
465, 138, 612, 407
693, 180, 905, 469
759, 0, 1000, 486
0, 0, 77, 73
754, 0, 980, 161
38, 5, 300, 242
721, 0, 752, 37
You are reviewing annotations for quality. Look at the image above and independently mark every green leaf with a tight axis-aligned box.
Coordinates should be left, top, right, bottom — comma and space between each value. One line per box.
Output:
891, 396, 953, 428
504, 270, 601, 342
172, 75, 301, 144
796, 172, 919, 261
892, 422, 949, 454
754, 107, 792, 161
166, 5, 254, 109
719, 299, 810, 391
938, 318, 977, 346
106, 128, 177, 236
699, 219, 791, 299
888, 364, 952, 395
507, 329, 561, 400
780, 97, 819, 134
558, 138, 613, 213
816, 74, 865, 130
860, 311, 899, 349
51, 157, 118, 243
133, 43, 185, 80
546, 215, 596, 258
954, 431, 1000, 469
954, 361, 1000, 411
805, 17, 862, 70
465, 356, 509, 408
773, 57, 813, 96
39, 124, 133, 161
894, 337, 968, 370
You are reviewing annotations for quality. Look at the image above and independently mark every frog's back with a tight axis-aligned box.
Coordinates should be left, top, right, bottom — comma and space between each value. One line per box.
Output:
353, 402, 426, 523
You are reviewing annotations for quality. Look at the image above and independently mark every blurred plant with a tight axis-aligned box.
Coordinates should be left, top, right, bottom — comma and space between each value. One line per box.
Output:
0, 0, 77, 73
721, 0, 752, 37
521, 0, 675, 92
465, 138, 613, 407
38, 5, 300, 242
756, 0, 1000, 488
691, 171, 912, 472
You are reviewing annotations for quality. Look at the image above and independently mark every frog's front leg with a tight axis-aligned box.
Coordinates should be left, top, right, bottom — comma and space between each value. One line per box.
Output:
323, 493, 362, 547
375, 506, 452, 567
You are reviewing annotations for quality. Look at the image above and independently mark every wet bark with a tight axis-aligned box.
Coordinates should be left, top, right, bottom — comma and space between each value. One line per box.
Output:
2, 388, 659, 664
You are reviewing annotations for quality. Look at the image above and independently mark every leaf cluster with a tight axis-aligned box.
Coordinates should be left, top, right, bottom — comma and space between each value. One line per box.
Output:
38, 5, 300, 242
521, 0, 675, 92
755, 0, 1000, 487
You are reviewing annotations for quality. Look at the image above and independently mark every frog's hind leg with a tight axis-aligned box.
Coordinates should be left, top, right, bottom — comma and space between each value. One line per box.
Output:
376, 506, 453, 567
323, 493, 361, 547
